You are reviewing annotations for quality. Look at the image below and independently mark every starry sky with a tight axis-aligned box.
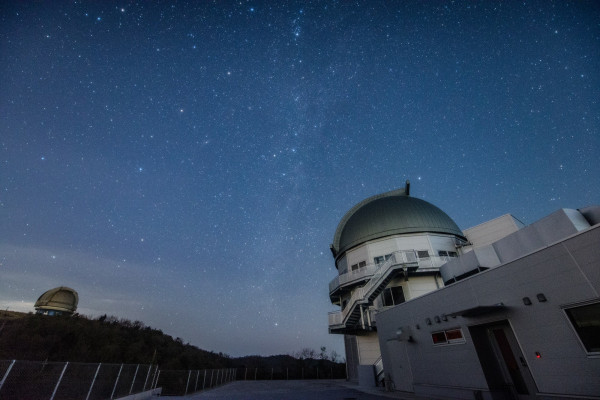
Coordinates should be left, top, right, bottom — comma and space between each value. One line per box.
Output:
1, 1, 599, 358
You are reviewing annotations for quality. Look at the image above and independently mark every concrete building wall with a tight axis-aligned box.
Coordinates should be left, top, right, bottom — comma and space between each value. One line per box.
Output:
427, 234, 458, 254
337, 256, 348, 274
405, 275, 440, 300
463, 214, 524, 250
345, 245, 369, 269
338, 234, 460, 274
344, 335, 359, 382
377, 224, 600, 399
493, 208, 590, 264
367, 237, 403, 261
357, 332, 381, 365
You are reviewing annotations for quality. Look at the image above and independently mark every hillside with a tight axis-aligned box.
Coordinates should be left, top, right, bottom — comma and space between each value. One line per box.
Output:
0, 311, 345, 376
0, 311, 230, 369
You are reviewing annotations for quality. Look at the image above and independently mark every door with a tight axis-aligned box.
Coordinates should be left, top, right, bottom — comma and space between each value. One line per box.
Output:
385, 340, 414, 392
487, 324, 538, 400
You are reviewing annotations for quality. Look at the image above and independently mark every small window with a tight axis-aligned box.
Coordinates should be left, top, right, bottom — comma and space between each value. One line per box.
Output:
431, 332, 447, 344
448, 251, 458, 257
438, 250, 449, 257
565, 302, 600, 353
417, 250, 429, 259
445, 329, 464, 342
351, 263, 358, 271
374, 254, 393, 265
431, 328, 465, 345
358, 261, 366, 268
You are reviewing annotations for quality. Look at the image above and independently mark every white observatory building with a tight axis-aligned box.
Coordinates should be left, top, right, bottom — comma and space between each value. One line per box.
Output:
328, 182, 600, 399
328, 181, 468, 383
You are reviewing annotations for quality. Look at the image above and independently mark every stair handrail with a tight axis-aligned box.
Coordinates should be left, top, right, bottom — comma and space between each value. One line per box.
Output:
340, 250, 418, 324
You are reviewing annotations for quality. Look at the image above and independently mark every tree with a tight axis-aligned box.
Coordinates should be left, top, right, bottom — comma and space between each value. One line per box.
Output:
319, 346, 328, 360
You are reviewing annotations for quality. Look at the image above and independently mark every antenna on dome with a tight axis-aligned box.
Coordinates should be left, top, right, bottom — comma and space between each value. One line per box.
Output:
405, 180, 410, 196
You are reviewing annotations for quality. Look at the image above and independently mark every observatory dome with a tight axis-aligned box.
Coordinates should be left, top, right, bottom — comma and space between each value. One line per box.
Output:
34, 286, 79, 316
331, 187, 465, 257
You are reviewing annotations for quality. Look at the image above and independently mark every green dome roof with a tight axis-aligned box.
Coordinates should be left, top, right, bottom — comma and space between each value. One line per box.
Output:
331, 187, 465, 257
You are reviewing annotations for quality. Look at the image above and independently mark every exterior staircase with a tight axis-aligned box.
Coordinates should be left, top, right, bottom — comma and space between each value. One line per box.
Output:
329, 250, 418, 333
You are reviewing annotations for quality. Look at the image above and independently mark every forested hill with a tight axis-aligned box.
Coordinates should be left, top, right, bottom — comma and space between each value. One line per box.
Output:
0, 311, 229, 370
0, 311, 344, 373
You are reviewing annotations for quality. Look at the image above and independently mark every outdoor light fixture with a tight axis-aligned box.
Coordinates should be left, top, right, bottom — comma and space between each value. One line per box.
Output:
395, 326, 414, 342
434, 316, 441, 323
537, 293, 547, 302
426, 318, 432, 325
523, 297, 532, 305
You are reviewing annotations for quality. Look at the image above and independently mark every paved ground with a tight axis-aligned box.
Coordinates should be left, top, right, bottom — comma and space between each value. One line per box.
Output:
166, 380, 435, 400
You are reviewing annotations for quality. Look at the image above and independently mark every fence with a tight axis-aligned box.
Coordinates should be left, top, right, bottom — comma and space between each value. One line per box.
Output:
155, 368, 236, 396
154, 365, 345, 396
0, 360, 158, 400
236, 365, 345, 381
0, 360, 236, 399
0, 360, 345, 398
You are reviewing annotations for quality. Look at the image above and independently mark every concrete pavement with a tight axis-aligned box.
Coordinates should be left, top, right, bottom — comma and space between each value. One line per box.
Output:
166, 380, 439, 400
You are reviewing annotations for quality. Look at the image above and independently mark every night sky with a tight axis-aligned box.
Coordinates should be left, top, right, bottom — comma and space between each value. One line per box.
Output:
1, 1, 599, 357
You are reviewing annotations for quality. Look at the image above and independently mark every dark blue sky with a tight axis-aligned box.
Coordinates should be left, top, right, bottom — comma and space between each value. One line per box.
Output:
1, 1, 599, 357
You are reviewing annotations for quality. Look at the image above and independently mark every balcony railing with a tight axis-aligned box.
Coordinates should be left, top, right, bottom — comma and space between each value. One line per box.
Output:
329, 254, 454, 296
328, 311, 342, 327
329, 263, 378, 294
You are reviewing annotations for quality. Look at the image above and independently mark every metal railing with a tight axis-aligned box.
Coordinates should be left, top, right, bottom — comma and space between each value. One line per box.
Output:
329, 263, 378, 294
0, 360, 158, 400
329, 251, 420, 331
413, 255, 454, 271
0, 360, 236, 399
328, 310, 342, 326
343, 251, 416, 320
330, 252, 454, 295
157, 368, 236, 396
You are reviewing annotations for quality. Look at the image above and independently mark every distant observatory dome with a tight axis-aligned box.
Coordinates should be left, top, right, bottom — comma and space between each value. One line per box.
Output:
34, 286, 79, 316
331, 182, 465, 258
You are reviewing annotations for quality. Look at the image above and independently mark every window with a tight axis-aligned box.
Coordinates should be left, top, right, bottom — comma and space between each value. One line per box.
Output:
374, 254, 393, 265
565, 302, 600, 353
350, 261, 366, 271
417, 250, 429, 259
438, 250, 458, 257
431, 332, 447, 344
382, 286, 405, 307
431, 328, 465, 345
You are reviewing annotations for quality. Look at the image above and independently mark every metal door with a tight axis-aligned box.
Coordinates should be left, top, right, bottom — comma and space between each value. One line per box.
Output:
487, 324, 538, 400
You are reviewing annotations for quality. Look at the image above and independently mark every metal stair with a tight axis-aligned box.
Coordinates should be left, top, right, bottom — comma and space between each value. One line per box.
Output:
337, 251, 418, 331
